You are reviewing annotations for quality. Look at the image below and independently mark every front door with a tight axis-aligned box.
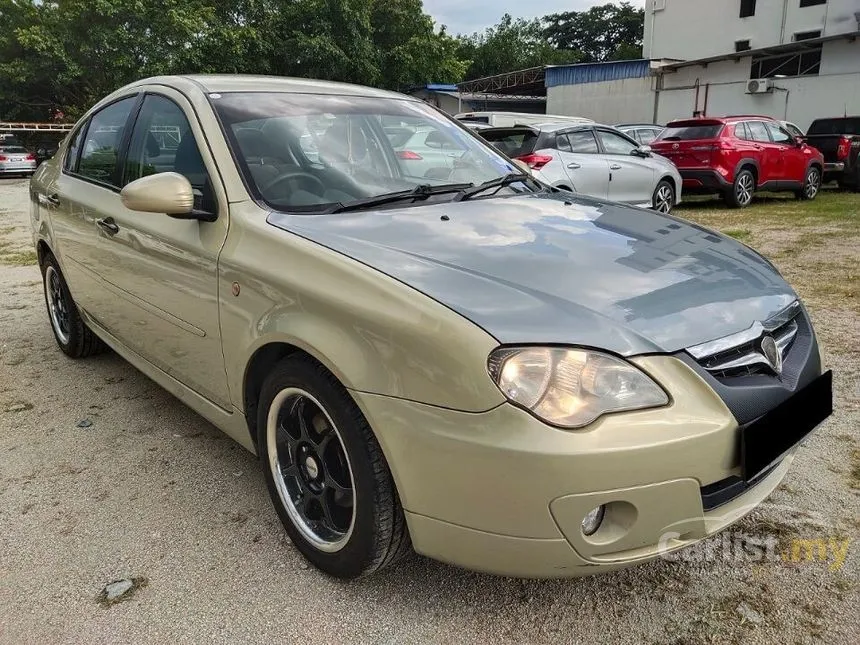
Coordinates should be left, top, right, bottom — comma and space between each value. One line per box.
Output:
89, 90, 231, 408
766, 121, 805, 183
595, 128, 656, 205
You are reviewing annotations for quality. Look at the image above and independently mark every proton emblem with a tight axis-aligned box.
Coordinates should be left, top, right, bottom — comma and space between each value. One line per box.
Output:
673, 143, 679, 149
760, 335, 782, 374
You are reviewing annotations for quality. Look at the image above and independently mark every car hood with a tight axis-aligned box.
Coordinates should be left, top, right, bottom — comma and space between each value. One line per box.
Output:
268, 193, 796, 356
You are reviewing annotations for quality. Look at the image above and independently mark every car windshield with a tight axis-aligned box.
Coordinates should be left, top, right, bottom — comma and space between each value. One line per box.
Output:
658, 124, 723, 141
807, 118, 860, 135
211, 92, 526, 212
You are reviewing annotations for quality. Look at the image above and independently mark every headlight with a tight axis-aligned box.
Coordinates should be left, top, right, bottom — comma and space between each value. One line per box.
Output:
488, 347, 668, 428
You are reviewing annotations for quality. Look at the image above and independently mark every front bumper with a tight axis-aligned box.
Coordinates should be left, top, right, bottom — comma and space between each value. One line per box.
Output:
824, 162, 845, 172
352, 355, 806, 577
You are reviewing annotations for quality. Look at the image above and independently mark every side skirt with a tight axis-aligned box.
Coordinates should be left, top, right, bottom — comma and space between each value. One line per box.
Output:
79, 309, 256, 454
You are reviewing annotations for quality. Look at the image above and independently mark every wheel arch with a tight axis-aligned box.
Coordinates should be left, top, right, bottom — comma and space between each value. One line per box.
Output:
733, 159, 760, 185
36, 239, 52, 267
242, 338, 349, 451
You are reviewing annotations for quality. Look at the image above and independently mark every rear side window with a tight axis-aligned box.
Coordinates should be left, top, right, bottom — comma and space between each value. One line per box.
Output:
480, 129, 538, 157
746, 121, 771, 142
660, 124, 723, 141
734, 123, 751, 140
807, 118, 860, 135
63, 125, 85, 172
77, 97, 137, 186
567, 130, 599, 153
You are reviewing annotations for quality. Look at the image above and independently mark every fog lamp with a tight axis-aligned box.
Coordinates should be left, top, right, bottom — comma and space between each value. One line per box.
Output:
581, 505, 606, 536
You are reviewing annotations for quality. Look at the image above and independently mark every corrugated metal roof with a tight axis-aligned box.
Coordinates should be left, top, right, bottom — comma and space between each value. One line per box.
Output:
545, 60, 651, 87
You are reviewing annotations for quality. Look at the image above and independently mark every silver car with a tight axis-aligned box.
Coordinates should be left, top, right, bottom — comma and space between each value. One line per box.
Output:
481, 123, 682, 213
0, 145, 37, 177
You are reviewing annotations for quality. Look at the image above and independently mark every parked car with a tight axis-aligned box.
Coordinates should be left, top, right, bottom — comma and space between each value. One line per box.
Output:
0, 145, 37, 177
651, 116, 824, 208
31, 76, 831, 579
480, 123, 682, 213
616, 123, 664, 145
803, 116, 860, 190
455, 111, 593, 128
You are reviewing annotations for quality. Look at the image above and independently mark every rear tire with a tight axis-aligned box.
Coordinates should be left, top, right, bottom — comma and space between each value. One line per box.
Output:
257, 355, 411, 578
795, 166, 821, 200
41, 253, 104, 358
652, 179, 675, 213
723, 169, 755, 209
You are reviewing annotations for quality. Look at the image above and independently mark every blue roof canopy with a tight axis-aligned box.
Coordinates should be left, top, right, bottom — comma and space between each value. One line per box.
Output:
545, 60, 650, 87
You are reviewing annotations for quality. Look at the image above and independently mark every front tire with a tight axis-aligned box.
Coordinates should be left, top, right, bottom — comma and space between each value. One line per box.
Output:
795, 166, 821, 200
724, 169, 755, 208
652, 179, 675, 213
41, 253, 104, 358
257, 355, 410, 578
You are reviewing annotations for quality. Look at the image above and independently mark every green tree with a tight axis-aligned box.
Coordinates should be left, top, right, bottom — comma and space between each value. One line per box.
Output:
543, 2, 645, 63
0, 0, 467, 121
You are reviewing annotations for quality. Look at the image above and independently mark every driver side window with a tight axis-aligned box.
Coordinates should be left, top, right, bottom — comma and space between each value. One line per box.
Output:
123, 95, 214, 211
596, 130, 637, 155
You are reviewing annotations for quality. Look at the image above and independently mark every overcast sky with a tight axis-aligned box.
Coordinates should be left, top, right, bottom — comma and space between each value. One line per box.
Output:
424, 0, 645, 35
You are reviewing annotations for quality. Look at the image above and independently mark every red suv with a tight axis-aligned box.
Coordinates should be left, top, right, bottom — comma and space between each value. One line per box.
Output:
651, 116, 824, 208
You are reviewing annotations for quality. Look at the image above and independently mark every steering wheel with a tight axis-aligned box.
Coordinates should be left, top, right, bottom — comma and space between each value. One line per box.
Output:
262, 171, 326, 197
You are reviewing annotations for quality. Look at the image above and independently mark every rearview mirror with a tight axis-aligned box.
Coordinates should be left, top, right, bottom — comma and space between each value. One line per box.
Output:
633, 145, 652, 157
120, 172, 194, 217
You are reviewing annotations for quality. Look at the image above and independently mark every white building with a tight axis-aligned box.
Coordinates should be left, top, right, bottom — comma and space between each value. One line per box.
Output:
645, 0, 860, 130
543, 0, 860, 130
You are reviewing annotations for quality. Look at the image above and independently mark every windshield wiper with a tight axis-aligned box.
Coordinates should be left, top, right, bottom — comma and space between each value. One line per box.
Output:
326, 183, 474, 214
452, 173, 534, 202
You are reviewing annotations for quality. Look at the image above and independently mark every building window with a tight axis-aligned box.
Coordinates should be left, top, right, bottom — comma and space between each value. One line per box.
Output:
750, 44, 822, 78
735, 40, 752, 52
740, 0, 756, 17
799, 0, 826, 7
794, 30, 822, 40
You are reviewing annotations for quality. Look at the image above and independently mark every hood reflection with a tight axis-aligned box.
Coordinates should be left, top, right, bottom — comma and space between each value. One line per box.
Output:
269, 193, 795, 354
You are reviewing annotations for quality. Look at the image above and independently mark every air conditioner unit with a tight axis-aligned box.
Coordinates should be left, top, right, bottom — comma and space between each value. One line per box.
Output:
746, 79, 773, 94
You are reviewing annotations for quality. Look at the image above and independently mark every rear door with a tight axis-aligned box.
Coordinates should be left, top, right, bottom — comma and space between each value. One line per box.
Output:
556, 129, 609, 198
47, 95, 140, 321
595, 128, 656, 205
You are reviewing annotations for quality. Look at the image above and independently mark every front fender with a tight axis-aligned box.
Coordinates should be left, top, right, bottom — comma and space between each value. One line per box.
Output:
219, 203, 506, 414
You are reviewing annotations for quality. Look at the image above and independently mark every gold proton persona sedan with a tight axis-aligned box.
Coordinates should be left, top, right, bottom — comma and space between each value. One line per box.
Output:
30, 76, 832, 579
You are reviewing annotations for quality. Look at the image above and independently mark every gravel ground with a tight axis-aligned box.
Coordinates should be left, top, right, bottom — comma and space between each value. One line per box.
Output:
1, 177, 858, 644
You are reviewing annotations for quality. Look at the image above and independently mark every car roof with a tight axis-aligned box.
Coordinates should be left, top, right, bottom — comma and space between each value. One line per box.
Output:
122, 74, 415, 101
616, 123, 663, 128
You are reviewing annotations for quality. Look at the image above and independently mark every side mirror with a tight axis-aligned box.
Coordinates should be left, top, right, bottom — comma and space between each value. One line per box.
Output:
794, 136, 805, 147
633, 145, 652, 157
121, 172, 196, 218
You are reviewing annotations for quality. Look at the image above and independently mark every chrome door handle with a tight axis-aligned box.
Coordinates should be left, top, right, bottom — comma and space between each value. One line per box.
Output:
96, 217, 119, 236
610, 163, 622, 170
567, 162, 581, 169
